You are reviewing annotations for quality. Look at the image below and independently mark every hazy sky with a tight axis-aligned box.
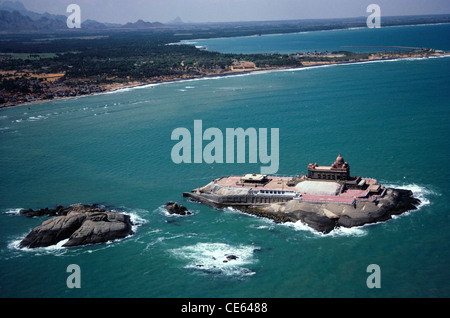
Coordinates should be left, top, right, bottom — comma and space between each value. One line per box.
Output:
15, 0, 450, 24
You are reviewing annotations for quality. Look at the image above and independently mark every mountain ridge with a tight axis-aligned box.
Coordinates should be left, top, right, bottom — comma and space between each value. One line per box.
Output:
0, 0, 165, 32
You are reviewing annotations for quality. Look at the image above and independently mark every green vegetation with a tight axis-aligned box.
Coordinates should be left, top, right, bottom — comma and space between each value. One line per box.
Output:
0, 31, 302, 80
1, 16, 447, 107
0, 30, 306, 105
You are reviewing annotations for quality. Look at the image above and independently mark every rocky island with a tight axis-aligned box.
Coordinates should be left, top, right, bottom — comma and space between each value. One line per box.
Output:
165, 201, 192, 215
183, 154, 421, 233
19, 203, 133, 248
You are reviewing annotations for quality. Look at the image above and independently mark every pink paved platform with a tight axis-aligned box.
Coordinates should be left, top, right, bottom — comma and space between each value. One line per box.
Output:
213, 175, 384, 204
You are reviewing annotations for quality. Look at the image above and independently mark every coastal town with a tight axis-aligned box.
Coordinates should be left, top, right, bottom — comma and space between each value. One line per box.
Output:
1, 47, 446, 108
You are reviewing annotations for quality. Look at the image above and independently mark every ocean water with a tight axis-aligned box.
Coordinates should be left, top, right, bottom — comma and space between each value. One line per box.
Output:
182, 23, 450, 53
1, 24, 449, 298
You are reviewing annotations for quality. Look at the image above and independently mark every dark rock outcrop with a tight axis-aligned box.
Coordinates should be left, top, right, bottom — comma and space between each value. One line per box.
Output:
225, 254, 239, 261
19, 204, 133, 248
165, 202, 191, 215
287, 210, 338, 233
20, 204, 105, 218
286, 188, 421, 233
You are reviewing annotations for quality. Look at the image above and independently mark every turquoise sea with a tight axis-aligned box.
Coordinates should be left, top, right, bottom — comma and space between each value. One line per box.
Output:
1, 24, 449, 298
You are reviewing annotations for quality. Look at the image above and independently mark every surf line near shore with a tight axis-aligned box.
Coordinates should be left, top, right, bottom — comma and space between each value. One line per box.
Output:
3, 51, 449, 110
79, 51, 450, 98
97, 51, 450, 98
63, 51, 450, 93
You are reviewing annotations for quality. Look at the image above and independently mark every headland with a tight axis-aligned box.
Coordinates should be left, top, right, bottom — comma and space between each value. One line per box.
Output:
1, 45, 448, 109
183, 154, 421, 233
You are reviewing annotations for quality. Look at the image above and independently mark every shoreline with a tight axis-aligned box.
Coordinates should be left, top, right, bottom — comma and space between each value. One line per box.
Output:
176, 22, 450, 44
2, 51, 449, 110
0, 67, 285, 110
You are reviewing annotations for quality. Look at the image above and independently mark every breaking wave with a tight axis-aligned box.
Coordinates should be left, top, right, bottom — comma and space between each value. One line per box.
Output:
284, 220, 368, 238
27, 115, 48, 122
383, 182, 436, 210
285, 182, 436, 237
170, 242, 258, 277
7, 235, 70, 257
155, 204, 196, 218
2, 208, 23, 216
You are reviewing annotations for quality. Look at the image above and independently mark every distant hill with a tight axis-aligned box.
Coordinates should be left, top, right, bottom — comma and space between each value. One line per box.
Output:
2, 0, 449, 34
122, 19, 165, 29
0, 10, 67, 31
0, 0, 25, 11
0, 1, 67, 23
0, 0, 165, 32
169, 16, 184, 25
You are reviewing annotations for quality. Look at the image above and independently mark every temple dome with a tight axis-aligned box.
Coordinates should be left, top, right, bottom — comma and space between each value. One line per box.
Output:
335, 153, 344, 165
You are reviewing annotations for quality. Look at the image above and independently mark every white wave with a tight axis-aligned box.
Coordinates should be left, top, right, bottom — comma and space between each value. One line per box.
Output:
2, 208, 23, 216
325, 225, 367, 237
180, 41, 198, 45
8, 235, 69, 256
383, 182, 435, 209
155, 204, 195, 218
8, 236, 23, 250
128, 211, 148, 232
45, 238, 69, 250
27, 115, 48, 121
286, 183, 435, 236
170, 242, 258, 277
102, 82, 160, 95
222, 206, 241, 213
97, 205, 149, 232
98, 69, 256, 97
284, 220, 368, 237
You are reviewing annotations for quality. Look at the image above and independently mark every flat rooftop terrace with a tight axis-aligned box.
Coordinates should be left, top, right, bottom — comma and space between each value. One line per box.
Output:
216, 175, 296, 191
213, 175, 383, 203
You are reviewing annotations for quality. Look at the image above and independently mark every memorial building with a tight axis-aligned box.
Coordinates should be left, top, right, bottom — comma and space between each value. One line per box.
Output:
307, 153, 350, 181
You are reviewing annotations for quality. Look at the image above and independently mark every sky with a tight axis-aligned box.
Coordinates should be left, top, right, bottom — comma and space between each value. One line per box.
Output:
12, 0, 450, 24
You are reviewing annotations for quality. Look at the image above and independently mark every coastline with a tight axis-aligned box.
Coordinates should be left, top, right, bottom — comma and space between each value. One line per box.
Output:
177, 22, 450, 45
2, 51, 449, 110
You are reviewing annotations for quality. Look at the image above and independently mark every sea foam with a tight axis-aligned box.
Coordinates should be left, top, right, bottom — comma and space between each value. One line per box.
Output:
2, 208, 23, 216
383, 182, 435, 211
286, 183, 435, 237
170, 242, 258, 277
284, 220, 368, 238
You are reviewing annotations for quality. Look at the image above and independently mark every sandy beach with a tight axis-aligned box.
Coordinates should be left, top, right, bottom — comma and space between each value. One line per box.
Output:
2, 50, 449, 110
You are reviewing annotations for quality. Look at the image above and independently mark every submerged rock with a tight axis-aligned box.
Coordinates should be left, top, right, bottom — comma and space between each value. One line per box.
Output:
225, 254, 239, 261
165, 202, 191, 215
19, 204, 133, 248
